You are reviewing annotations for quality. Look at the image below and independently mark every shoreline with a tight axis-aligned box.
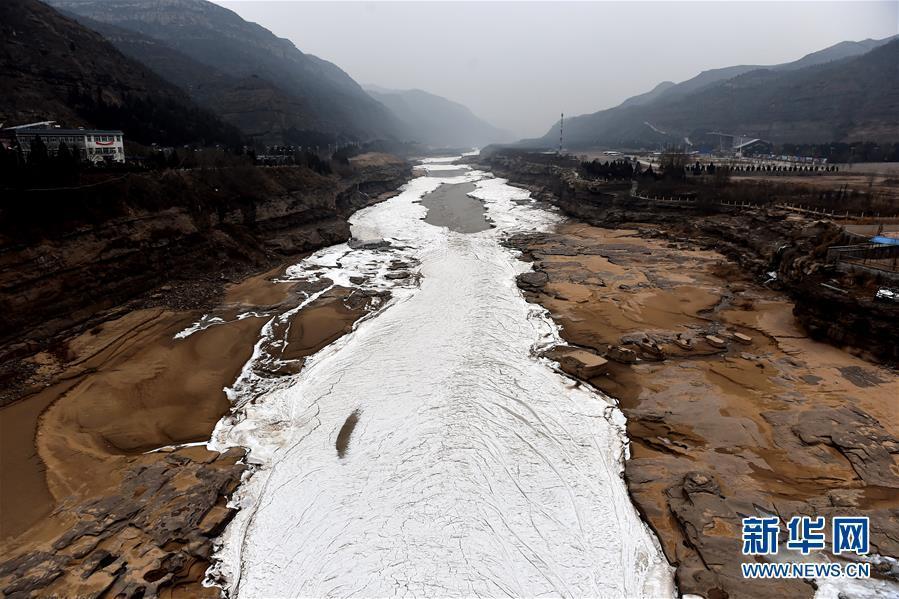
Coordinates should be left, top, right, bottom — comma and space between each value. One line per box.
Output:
0, 183, 409, 596
3, 154, 895, 597
208, 164, 675, 597
477, 151, 899, 365
508, 220, 899, 598
0, 155, 413, 408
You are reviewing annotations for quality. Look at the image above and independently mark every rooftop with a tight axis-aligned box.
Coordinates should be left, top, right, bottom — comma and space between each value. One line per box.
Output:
2, 128, 124, 136
734, 138, 769, 150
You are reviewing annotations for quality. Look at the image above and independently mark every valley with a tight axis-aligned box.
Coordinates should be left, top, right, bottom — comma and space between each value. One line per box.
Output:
1, 1, 897, 598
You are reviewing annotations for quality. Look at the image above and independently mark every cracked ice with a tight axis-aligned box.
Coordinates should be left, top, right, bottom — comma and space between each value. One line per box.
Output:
208, 163, 674, 598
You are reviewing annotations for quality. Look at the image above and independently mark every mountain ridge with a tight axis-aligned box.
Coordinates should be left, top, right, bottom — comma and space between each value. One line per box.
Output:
533, 35, 899, 148
49, 0, 405, 145
612, 34, 899, 115
0, 0, 241, 146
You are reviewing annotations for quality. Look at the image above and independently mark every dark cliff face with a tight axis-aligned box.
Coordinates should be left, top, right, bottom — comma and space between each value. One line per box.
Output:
483, 152, 899, 363
49, 0, 404, 145
0, 0, 241, 147
0, 158, 411, 370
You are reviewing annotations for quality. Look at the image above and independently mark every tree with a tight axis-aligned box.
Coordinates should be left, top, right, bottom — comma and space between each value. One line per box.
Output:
0, 147, 21, 184
56, 141, 72, 164
51, 141, 81, 183
659, 149, 688, 181
712, 160, 734, 188
54, 141, 80, 172
28, 136, 49, 167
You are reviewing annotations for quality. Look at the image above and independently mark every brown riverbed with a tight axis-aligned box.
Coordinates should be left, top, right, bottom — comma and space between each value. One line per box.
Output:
511, 221, 899, 599
0, 263, 381, 597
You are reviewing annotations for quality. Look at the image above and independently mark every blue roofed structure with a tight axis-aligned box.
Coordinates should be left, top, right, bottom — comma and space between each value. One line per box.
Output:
871, 236, 899, 246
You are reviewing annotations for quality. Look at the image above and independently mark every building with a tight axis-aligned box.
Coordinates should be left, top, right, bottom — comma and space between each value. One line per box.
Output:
0, 122, 125, 163
707, 132, 772, 157
733, 138, 772, 157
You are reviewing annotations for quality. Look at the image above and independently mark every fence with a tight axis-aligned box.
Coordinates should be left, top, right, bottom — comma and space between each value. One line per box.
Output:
776, 202, 899, 221
630, 192, 899, 222
826, 243, 899, 280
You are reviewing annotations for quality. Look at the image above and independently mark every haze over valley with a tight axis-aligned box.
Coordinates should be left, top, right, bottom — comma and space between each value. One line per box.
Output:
210, 0, 898, 138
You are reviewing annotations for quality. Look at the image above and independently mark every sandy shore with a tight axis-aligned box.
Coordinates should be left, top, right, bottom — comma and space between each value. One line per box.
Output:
511, 222, 899, 599
0, 262, 381, 596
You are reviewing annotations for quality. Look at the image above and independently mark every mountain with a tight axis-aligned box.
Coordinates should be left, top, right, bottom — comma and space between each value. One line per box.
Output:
618, 81, 676, 109
784, 36, 897, 70
58, 15, 315, 146
48, 0, 404, 146
0, 0, 241, 146
536, 35, 899, 148
365, 86, 511, 149
618, 35, 899, 115
667, 36, 898, 105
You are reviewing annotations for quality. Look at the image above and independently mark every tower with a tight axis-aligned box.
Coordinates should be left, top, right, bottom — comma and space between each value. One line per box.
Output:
559, 113, 564, 155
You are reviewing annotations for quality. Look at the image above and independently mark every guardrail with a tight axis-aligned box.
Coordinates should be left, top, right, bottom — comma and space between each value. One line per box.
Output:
827, 243, 899, 276
629, 192, 899, 222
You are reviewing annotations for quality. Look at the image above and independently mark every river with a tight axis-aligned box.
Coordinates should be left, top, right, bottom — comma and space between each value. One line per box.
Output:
207, 158, 674, 597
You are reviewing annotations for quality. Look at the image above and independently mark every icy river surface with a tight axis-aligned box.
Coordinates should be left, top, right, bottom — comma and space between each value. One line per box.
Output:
209, 160, 674, 597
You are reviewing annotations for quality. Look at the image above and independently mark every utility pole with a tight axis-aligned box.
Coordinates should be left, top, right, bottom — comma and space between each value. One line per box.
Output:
559, 113, 564, 155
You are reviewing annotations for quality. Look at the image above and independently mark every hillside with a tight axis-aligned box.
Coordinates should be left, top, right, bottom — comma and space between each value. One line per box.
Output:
0, 0, 241, 146
50, 0, 404, 146
536, 36, 899, 148
618, 81, 676, 109
644, 35, 898, 108
785, 36, 896, 70
365, 86, 511, 149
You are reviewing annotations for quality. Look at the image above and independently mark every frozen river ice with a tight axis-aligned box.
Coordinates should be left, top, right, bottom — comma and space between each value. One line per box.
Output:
209, 160, 674, 597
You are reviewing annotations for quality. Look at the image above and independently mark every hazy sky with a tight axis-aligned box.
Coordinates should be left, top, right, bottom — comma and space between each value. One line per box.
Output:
216, 1, 898, 137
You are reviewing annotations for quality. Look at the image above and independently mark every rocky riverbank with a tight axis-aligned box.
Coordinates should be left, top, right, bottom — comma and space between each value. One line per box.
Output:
0, 155, 410, 597
0, 153, 411, 405
482, 150, 899, 598
508, 224, 899, 598
480, 149, 899, 364
0, 276, 387, 597
206, 161, 675, 598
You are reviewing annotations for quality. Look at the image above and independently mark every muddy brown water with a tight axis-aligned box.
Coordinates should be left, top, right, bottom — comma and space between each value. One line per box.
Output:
0, 385, 63, 538
420, 182, 491, 234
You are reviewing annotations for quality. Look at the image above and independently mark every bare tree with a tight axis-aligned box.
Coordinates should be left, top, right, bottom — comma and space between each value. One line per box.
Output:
658, 147, 688, 181
713, 158, 736, 187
